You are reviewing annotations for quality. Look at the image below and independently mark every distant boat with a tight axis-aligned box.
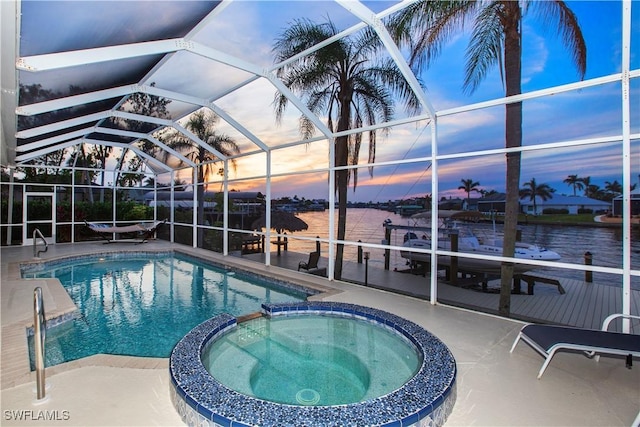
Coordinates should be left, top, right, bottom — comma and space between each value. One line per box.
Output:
306, 202, 326, 211
277, 204, 299, 213
400, 210, 561, 275
395, 205, 425, 217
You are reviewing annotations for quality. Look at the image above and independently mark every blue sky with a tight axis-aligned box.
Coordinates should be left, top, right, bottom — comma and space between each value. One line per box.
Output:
197, 1, 638, 202
426, 0, 639, 201
18, 1, 639, 202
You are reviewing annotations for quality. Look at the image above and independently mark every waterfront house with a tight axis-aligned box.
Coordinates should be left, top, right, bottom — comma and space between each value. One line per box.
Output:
476, 193, 507, 213
520, 194, 610, 215
438, 198, 464, 211
145, 191, 265, 227
612, 189, 640, 216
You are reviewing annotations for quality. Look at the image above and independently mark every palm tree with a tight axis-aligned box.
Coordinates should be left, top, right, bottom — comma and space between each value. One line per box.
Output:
604, 180, 622, 196
564, 174, 585, 196
114, 83, 171, 183
586, 184, 605, 200
388, 1, 586, 316
458, 178, 481, 209
519, 178, 554, 215
90, 145, 113, 202
580, 176, 592, 197
272, 18, 420, 280
163, 110, 239, 247
65, 145, 99, 203
480, 189, 499, 197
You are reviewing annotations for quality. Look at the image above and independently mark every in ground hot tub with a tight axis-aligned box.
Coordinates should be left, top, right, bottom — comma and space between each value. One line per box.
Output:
170, 302, 456, 426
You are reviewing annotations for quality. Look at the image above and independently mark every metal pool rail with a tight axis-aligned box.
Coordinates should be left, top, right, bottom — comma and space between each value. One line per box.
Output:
33, 287, 46, 400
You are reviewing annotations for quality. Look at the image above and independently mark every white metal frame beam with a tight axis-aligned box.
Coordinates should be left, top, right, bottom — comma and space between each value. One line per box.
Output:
83, 139, 172, 172
16, 36, 333, 152
336, 0, 435, 118
14, 138, 83, 162
94, 126, 195, 166
16, 126, 95, 152
172, 123, 228, 160
16, 39, 184, 72
0, 0, 18, 166
15, 84, 271, 159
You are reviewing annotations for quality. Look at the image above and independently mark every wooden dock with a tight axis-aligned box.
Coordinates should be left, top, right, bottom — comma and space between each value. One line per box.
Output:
244, 250, 640, 331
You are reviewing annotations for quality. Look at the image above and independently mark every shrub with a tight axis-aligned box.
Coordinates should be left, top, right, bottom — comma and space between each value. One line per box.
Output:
542, 208, 569, 214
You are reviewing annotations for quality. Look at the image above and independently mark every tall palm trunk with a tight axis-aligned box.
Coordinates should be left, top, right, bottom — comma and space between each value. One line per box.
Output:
99, 153, 107, 203
197, 146, 206, 248
334, 91, 352, 281
334, 135, 349, 280
499, 3, 522, 316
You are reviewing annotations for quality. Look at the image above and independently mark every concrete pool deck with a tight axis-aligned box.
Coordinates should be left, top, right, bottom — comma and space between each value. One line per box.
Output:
1, 242, 639, 426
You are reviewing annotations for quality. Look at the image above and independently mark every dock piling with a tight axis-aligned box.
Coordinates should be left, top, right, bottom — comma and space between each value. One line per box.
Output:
584, 252, 593, 282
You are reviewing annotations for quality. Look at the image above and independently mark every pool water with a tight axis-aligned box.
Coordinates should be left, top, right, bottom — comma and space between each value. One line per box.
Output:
202, 314, 421, 406
24, 252, 308, 367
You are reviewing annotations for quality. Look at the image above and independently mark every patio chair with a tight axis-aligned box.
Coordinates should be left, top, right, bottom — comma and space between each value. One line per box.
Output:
85, 219, 166, 244
510, 313, 640, 379
298, 251, 320, 271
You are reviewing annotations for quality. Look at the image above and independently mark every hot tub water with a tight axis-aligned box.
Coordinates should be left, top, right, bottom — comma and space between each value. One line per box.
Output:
202, 314, 420, 406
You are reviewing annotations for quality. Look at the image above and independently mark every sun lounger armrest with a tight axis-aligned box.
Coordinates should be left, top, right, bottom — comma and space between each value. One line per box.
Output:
602, 313, 640, 332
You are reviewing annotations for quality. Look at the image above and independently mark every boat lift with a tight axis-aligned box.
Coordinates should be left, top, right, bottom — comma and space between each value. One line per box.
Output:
382, 211, 563, 294
381, 210, 482, 271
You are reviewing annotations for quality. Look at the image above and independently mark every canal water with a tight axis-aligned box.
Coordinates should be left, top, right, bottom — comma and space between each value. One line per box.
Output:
283, 208, 639, 289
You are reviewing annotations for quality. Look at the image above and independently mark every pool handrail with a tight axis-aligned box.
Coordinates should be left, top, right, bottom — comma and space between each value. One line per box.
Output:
32, 228, 48, 258
33, 287, 46, 400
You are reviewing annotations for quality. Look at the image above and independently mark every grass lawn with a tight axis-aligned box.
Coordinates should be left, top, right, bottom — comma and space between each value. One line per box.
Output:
482, 213, 600, 225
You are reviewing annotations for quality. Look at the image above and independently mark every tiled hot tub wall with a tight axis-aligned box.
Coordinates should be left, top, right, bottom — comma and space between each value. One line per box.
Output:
170, 301, 457, 427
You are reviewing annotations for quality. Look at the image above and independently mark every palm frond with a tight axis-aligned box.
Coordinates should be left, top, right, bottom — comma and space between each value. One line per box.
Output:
272, 16, 419, 191
272, 18, 335, 63
161, 110, 239, 177
463, 3, 504, 94
386, 1, 476, 72
528, 1, 587, 79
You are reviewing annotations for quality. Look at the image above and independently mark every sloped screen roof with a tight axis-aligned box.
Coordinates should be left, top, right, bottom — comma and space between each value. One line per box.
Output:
1, 0, 636, 187
3, 0, 439, 176
10, 1, 220, 168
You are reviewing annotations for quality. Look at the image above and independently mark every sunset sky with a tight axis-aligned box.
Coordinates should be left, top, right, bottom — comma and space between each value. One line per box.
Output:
19, 1, 640, 202
195, 0, 639, 202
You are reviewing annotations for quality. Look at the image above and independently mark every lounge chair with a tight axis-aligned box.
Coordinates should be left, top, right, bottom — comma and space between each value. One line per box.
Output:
85, 219, 167, 244
510, 313, 640, 379
298, 251, 320, 271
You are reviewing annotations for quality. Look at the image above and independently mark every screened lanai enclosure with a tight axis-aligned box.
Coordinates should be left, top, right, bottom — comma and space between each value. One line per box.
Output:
1, 0, 638, 321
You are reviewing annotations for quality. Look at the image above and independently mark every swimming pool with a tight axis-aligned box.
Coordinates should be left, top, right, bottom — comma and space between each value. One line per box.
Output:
21, 251, 311, 367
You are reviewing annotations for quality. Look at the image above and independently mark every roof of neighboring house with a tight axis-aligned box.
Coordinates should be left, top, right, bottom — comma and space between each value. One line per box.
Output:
438, 198, 464, 209
613, 188, 640, 200
145, 191, 264, 201
477, 193, 507, 202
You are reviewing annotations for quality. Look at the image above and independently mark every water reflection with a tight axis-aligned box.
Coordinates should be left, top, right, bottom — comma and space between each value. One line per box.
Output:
287, 209, 639, 289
